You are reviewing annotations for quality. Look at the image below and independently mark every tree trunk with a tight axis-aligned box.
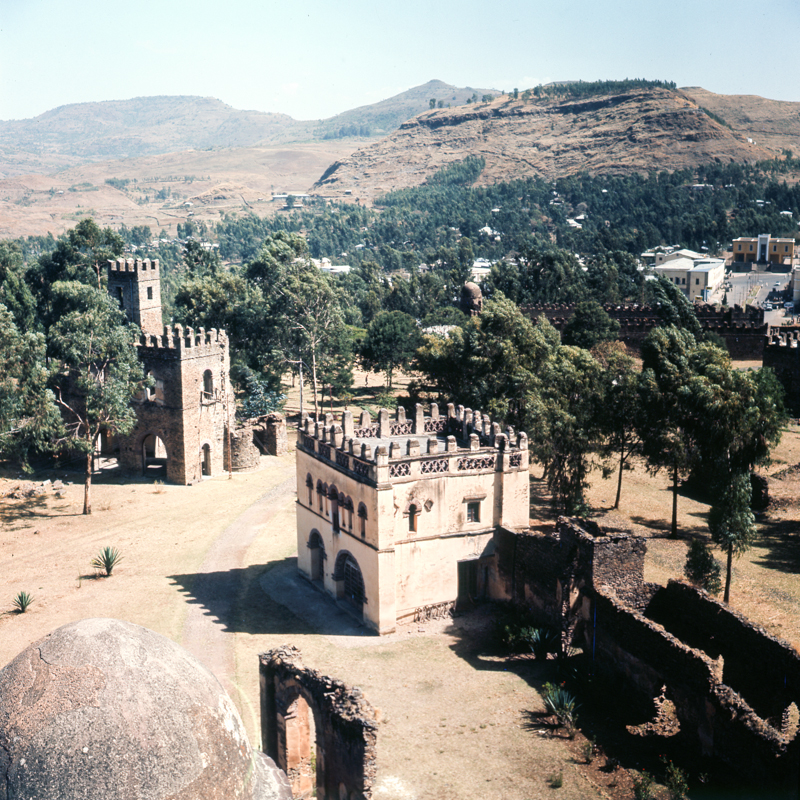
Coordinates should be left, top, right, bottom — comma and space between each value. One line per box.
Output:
311, 350, 319, 420
83, 450, 93, 515
670, 461, 679, 538
614, 443, 625, 509
723, 542, 733, 604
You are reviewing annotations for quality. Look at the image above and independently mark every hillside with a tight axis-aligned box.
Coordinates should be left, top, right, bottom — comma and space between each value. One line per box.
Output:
312, 88, 777, 201
680, 87, 800, 154
0, 81, 497, 179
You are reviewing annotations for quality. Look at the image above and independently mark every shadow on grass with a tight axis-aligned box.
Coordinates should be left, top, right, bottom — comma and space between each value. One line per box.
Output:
753, 517, 800, 574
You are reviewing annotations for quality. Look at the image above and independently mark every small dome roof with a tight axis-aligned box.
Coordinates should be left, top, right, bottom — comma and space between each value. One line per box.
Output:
463, 281, 483, 299
0, 618, 290, 800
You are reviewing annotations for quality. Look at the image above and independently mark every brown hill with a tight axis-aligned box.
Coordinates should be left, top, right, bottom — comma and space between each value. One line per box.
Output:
312, 88, 776, 202
680, 87, 800, 154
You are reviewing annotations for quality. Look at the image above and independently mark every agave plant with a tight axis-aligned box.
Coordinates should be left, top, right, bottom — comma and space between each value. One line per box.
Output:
12, 591, 34, 613
92, 546, 123, 576
542, 681, 579, 729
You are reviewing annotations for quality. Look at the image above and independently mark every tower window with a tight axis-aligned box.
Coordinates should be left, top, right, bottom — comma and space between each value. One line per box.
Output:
408, 504, 418, 533
466, 502, 480, 523
147, 286, 153, 300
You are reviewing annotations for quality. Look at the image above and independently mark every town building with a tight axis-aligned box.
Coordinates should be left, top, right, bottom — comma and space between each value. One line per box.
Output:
295, 404, 530, 634
732, 234, 795, 269
652, 254, 725, 302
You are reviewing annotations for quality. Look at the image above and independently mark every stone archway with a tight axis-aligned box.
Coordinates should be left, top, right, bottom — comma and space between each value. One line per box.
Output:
141, 433, 167, 477
201, 443, 212, 477
333, 551, 365, 611
283, 690, 324, 799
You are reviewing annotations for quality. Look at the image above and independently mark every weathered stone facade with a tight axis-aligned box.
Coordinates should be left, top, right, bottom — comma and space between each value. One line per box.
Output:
295, 403, 529, 634
763, 327, 800, 415
260, 645, 378, 800
106, 257, 281, 484
494, 517, 800, 784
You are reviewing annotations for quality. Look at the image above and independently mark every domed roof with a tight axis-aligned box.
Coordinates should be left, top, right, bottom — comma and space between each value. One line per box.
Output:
462, 281, 483, 299
0, 618, 290, 800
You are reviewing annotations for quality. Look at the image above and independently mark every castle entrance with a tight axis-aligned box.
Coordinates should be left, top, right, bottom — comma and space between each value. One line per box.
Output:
142, 434, 167, 477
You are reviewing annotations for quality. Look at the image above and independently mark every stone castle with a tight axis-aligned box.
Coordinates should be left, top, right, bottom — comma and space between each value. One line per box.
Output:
104, 257, 285, 484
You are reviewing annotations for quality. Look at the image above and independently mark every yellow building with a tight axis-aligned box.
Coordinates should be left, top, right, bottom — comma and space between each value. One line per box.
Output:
295, 404, 530, 634
732, 234, 795, 266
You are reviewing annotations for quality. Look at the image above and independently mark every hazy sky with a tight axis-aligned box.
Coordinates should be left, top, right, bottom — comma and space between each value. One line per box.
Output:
2, 0, 798, 122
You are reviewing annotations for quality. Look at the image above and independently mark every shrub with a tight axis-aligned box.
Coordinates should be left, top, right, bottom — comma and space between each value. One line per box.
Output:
547, 770, 563, 789
542, 682, 579, 730
12, 591, 34, 613
92, 546, 123, 576
525, 627, 560, 660
632, 770, 654, 800
582, 736, 597, 764
684, 539, 722, 595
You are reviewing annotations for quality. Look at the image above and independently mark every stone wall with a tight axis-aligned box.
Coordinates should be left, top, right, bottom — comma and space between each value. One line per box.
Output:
260, 646, 378, 800
521, 302, 768, 358
493, 518, 800, 784
763, 328, 800, 415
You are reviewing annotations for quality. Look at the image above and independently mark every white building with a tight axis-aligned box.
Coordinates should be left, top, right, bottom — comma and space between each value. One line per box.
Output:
652, 255, 725, 302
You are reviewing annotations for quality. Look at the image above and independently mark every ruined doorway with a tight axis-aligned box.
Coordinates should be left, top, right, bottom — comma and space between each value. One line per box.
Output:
457, 559, 478, 610
308, 530, 325, 583
284, 693, 322, 799
142, 434, 167, 477
201, 444, 212, 477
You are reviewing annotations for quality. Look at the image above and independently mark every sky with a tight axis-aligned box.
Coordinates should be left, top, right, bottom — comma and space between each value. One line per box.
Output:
1, 0, 799, 122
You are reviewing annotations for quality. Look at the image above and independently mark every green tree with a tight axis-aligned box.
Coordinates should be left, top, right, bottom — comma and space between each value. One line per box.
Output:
561, 300, 620, 349
684, 539, 722, 595
0, 305, 61, 467
638, 326, 703, 538
48, 283, 145, 514
594, 342, 642, 509
708, 474, 756, 604
361, 311, 421, 388
529, 345, 605, 514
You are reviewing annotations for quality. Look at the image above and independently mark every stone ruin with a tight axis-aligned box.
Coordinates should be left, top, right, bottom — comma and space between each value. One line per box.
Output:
494, 518, 800, 784
260, 645, 378, 800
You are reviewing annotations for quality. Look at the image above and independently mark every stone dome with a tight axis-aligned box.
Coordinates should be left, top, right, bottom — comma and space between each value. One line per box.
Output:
460, 281, 484, 316
0, 618, 290, 800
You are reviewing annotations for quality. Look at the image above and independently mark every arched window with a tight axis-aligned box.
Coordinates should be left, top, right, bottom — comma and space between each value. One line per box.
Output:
305, 474, 313, 505
358, 503, 367, 538
202, 369, 214, 398
201, 443, 212, 476
343, 497, 354, 530
328, 485, 339, 532
316, 481, 325, 512
408, 503, 418, 533
307, 530, 325, 582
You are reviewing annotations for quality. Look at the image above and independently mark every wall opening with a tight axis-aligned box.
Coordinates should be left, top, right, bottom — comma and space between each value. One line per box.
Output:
141, 433, 167, 476
202, 369, 214, 398
329, 485, 340, 533
457, 559, 478, 609
408, 503, 418, 532
308, 530, 325, 583
201, 444, 212, 477
284, 693, 322, 798
334, 551, 365, 610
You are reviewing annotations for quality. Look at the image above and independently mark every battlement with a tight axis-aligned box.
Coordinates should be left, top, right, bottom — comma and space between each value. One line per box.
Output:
297, 403, 528, 483
766, 328, 800, 349
137, 324, 229, 358
108, 257, 160, 277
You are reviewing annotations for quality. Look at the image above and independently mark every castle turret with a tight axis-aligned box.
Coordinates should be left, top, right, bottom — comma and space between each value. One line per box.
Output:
107, 258, 163, 337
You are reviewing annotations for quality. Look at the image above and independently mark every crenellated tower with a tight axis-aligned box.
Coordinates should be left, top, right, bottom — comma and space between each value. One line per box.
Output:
107, 258, 163, 337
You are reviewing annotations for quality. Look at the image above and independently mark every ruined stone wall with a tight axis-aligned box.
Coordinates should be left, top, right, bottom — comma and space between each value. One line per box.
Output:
264, 413, 288, 456
260, 646, 378, 800
494, 519, 800, 783
763, 329, 800, 415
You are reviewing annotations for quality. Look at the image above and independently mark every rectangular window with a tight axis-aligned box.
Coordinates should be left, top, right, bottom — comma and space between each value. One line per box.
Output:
737, 244, 742, 251
147, 286, 153, 300
696, 278, 700, 285
466, 502, 480, 523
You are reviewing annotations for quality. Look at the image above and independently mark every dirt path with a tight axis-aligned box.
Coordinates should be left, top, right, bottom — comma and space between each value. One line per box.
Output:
179, 474, 296, 704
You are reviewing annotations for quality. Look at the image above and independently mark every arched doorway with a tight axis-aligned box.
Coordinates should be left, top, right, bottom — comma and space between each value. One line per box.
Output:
201, 443, 212, 477
334, 551, 365, 610
308, 530, 325, 583
141, 433, 167, 476
283, 692, 323, 798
